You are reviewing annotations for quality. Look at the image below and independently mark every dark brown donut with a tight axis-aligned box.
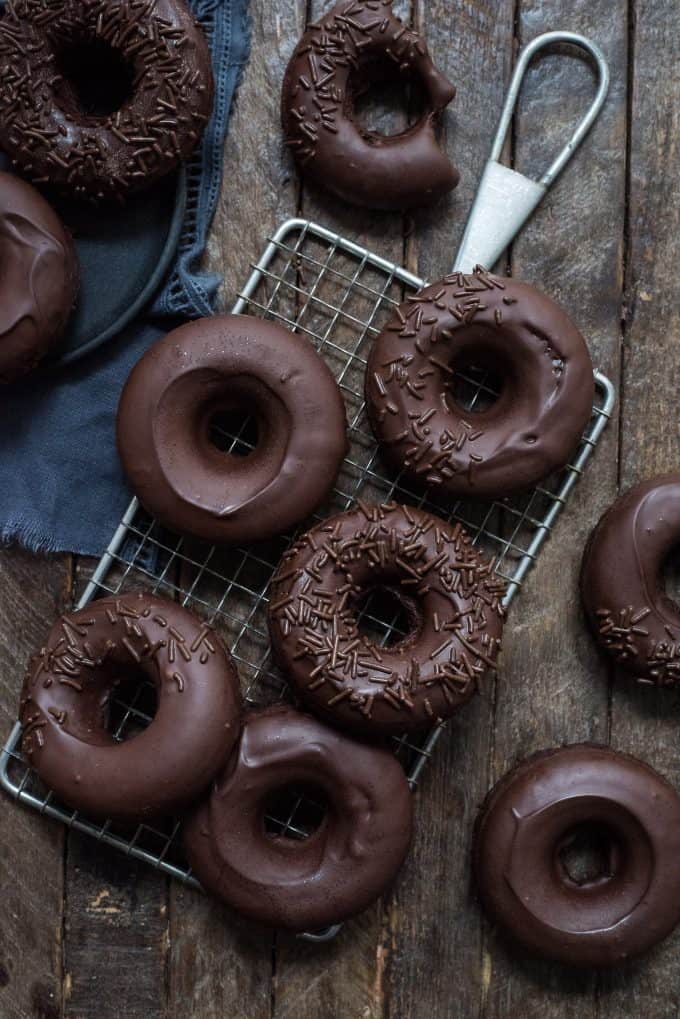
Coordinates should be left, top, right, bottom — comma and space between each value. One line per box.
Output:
281, 1, 459, 210
0, 172, 79, 382
365, 268, 595, 498
20, 592, 242, 821
473, 745, 680, 967
581, 474, 680, 686
0, 0, 214, 202
183, 706, 413, 931
268, 502, 505, 736
117, 315, 349, 545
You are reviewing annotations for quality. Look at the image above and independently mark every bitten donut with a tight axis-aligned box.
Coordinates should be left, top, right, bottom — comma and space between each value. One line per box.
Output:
581, 474, 680, 686
184, 706, 413, 931
268, 501, 505, 736
473, 745, 680, 967
0, 172, 79, 381
281, 1, 459, 210
20, 592, 241, 820
0, 0, 214, 202
366, 268, 594, 498
117, 315, 348, 545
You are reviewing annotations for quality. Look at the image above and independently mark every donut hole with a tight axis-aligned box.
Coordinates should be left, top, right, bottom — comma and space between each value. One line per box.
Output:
351, 59, 427, 138
355, 585, 418, 648
555, 821, 622, 888
448, 339, 507, 414
53, 38, 136, 121
208, 407, 260, 458
263, 783, 329, 840
106, 670, 158, 742
661, 545, 680, 607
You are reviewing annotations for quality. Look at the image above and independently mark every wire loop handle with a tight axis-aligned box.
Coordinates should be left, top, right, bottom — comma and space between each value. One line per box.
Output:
454, 31, 610, 273
490, 31, 610, 186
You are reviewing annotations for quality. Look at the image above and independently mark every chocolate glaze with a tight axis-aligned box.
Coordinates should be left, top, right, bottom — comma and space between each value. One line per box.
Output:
117, 315, 349, 545
473, 745, 680, 967
0, 172, 79, 382
0, 0, 214, 202
366, 268, 595, 498
184, 706, 413, 931
581, 474, 680, 685
268, 501, 505, 736
281, 0, 459, 210
20, 592, 242, 821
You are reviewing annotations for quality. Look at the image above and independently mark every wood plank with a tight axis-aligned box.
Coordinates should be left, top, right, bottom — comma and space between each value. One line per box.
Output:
482, 0, 628, 1014
165, 3, 304, 1016
383, 4, 517, 1018
602, 0, 680, 1013
271, 1, 414, 1015
63, 848, 168, 1019
0, 550, 69, 1019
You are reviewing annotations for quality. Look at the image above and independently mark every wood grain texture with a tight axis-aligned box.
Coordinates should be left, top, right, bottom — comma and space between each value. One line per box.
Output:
384, 4, 516, 1019
481, 1, 629, 1015
602, 1, 680, 1014
0, 551, 70, 1019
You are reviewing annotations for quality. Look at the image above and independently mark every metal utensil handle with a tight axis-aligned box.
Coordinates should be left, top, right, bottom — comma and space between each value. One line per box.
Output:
454, 30, 610, 273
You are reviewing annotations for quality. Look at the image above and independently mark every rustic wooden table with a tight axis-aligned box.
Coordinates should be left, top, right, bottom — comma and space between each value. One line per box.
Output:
1, 1, 679, 1016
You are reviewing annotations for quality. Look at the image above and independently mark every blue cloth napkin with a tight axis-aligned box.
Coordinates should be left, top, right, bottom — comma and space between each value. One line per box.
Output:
0, 0, 251, 556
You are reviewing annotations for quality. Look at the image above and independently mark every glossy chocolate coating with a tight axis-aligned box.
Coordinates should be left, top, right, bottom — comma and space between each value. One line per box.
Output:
0, 172, 79, 382
0, 0, 213, 202
184, 706, 413, 931
473, 745, 680, 967
268, 502, 505, 736
581, 474, 680, 685
117, 314, 348, 545
20, 592, 242, 821
281, 1, 459, 210
366, 269, 595, 498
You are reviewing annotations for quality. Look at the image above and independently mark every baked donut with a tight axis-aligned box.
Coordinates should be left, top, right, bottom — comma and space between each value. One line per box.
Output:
20, 592, 241, 820
184, 706, 413, 931
281, 1, 458, 210
366, 268, 595, 498
268, 501, 505, 736
581, 474, 680, 686
117, 315, 348, 545
0, 172, 79, 382
0, 0, 214, 202
473, 745, 680, 967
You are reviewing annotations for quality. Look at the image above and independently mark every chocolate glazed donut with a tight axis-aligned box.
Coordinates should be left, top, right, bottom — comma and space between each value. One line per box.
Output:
268, 502, 505, 736
0, 172, 79, 382
366, 268, 595, 498
117, 315, 348, 545
184, 706, 414, 931
20, 592, 241, 821
281, 1, 459, 210
473, 745, 680, 967
0, 0, 213, 202
581, 474, 680, 686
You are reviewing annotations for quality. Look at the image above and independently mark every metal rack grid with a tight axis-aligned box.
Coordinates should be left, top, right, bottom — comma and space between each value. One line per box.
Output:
1, 217, 615, 926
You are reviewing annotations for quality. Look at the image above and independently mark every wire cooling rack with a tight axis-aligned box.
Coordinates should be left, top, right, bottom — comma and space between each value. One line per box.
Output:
1, 218, 615, 937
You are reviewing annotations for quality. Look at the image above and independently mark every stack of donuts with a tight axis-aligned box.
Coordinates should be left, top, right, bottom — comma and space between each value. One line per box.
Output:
7, 0, 680, 969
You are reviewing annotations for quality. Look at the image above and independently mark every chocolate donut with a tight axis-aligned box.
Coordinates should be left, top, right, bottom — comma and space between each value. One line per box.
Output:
20, 592, 241, 820
366, 268, 595, 498
0, 0, 213, 202
581, 474, 680, 686
117, 315, 348, 545
0, 172, 79, 381
281, 1, 458, 210
184, 706, 413, 931
473, 745, 680, 967
268, 502, 505, 736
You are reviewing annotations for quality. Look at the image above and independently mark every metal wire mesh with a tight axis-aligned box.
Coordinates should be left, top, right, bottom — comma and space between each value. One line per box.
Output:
1, 218, 615, 921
